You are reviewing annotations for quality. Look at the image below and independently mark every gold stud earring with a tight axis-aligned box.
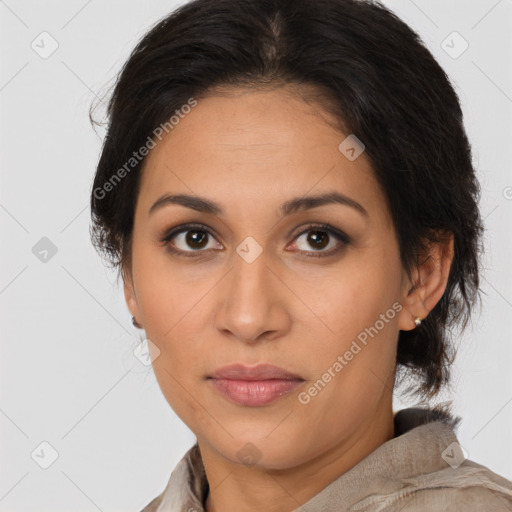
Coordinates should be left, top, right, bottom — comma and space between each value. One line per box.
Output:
414, 317, 422, 327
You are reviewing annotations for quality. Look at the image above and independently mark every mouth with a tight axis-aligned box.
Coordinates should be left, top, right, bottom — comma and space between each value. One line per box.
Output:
208, 378, 305, 406
208, 363, 303, 381
207, 363, 305, 406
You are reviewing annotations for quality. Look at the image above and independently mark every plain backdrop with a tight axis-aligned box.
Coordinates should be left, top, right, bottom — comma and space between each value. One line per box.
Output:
1, 1, 511, 510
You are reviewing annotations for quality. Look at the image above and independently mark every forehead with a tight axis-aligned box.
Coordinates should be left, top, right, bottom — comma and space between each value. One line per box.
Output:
136, 87, 387, 223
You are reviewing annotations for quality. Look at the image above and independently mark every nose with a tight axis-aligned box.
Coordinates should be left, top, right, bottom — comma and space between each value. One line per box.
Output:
213, 246, 292, 345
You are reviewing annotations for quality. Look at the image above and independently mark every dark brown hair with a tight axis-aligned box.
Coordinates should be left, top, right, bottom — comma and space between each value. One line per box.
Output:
89, 0, 484, 402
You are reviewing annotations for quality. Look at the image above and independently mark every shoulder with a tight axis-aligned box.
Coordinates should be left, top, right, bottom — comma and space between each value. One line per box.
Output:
139, 493, 164, 512
393, 460, 512, 511
137, 443, 206, 512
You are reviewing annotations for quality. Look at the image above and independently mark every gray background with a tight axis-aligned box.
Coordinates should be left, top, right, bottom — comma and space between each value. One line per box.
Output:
1, 0, 511, 510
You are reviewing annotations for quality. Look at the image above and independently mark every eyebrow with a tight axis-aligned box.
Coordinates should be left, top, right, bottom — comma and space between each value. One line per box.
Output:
148, 191, 368, 218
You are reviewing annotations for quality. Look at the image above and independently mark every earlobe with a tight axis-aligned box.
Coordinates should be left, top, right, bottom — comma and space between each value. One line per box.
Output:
123, 266, 141, 326
397, 232, 454, 331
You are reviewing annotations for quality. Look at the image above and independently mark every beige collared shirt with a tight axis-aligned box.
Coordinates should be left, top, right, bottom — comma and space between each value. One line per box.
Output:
140, 407, 512, 511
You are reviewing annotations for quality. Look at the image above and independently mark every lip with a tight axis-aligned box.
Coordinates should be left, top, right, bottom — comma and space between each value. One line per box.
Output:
208, 363, 303, 381
207, 364, 305, 406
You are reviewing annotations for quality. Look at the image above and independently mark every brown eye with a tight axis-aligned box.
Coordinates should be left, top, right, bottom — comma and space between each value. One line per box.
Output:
291, 223, 350, 257
184, 230, 209, 249
160, 222, 349, 258
159, 224, 223, 256
306, 230, 330, 250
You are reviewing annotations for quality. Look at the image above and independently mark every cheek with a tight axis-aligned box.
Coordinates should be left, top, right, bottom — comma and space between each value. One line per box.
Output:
292, 291, 399, 453
132, 241, 209, 335
310, 249, 402, 342
298, 250, 402, 394
131, 255, 208, 414
151, 358, 209, 435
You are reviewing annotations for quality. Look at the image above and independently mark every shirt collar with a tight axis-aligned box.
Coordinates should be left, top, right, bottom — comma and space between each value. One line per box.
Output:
154, 406, 461, 512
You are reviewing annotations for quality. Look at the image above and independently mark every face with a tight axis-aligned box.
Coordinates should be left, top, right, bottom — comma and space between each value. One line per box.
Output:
124, 86, 419, 469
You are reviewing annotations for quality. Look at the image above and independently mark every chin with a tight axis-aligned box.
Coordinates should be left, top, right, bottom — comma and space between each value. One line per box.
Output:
210, 433, 310, 470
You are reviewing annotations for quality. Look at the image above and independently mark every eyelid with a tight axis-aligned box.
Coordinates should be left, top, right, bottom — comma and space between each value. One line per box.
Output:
287, 223, 350, 257
158, 222, 222, 256
159, 222, 220, 241
289, 222, 350, 244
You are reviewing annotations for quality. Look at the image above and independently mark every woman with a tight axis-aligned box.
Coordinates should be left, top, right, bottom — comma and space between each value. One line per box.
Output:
89, 0, 512, 510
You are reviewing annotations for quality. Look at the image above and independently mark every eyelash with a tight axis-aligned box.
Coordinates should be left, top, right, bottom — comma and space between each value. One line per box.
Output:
158, 222, 350, 258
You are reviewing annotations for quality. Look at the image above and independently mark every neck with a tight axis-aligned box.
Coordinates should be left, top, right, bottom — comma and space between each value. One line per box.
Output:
201, 402, 395, 512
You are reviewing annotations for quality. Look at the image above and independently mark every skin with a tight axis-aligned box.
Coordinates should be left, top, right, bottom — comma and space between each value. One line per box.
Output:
123, 85, 454, 512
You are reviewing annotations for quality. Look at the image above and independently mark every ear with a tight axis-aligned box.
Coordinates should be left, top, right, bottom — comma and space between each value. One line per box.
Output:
397, 231, 454, 331
122, 262, 141, 324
